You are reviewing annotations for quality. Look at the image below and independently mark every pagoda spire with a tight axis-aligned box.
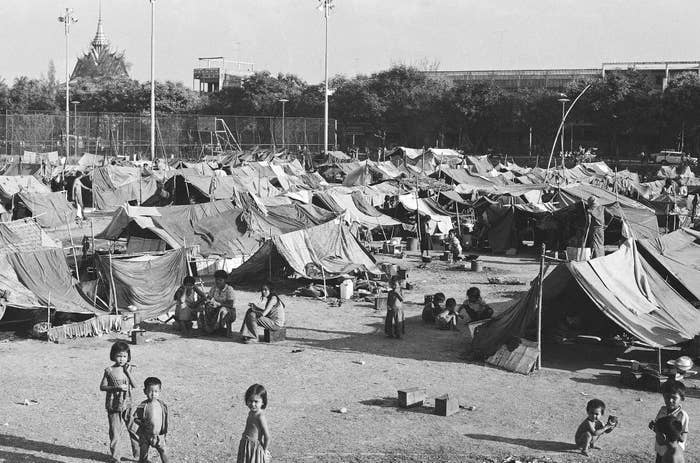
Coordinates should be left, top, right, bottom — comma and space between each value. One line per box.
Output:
91, 0, 108, 55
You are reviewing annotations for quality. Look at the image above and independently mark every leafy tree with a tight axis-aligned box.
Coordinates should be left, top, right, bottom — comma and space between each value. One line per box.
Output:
9, 76, 56, 111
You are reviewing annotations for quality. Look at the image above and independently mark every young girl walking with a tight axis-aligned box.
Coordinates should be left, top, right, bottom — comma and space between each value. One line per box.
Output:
99, 341, 140, 463
237, 384, 271, 463
384, 278, 405, 339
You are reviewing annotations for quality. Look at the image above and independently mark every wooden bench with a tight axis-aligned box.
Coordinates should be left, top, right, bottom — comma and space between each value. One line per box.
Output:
259, 327, 286, 343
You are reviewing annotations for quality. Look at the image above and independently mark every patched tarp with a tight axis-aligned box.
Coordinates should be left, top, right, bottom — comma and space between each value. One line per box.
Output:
2, 248, 97, 313
96, 248, 188, 317
465, 155, 494, 175
17, 191, 75, 228
0, 219, 60, 252
229, 220, 380, 282
78, 153, 107, 168
90, 166, 158, 210
244, 203, 334, 237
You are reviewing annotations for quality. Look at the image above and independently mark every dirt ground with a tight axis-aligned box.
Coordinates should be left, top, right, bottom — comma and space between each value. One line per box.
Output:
1, 239, 699, 462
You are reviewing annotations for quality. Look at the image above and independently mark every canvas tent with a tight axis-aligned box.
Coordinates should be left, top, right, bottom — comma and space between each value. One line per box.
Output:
472, 240, 700, 359
229, 219, 380, 282
90, 166, 159, 210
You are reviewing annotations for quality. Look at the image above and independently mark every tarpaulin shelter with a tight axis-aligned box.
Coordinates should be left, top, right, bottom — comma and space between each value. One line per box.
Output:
465, 155, 494, 175
0, 248, 98, 315
229, 219, 381, 283
78, 153, 107, 168
2, 163, 45, 178
95, 248, 188, 317
90, 165, 159, 210
245, 202, 337, 237
0, 176, 50, 203
96, 201, 249, 256
327, 151, 351, 161
472, 240, 700, 358
638, 228, 700, 303
397, 194, 453, 234
15, 191, 75, 228
554, 184, 659, 240
315, 191, 400, 230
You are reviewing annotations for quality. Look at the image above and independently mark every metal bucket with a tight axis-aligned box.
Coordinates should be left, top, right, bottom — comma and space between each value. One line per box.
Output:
407, 237, 419, 251
471, 260, 482, 272
374, 296, 388, 311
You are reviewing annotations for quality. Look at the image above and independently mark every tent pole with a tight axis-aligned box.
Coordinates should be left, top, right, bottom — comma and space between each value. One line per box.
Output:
268, 230, 272, 282
46, 292, 51, 331
537, 243, 546, 371
90, 218, 95, 264
455, 201, 461, 236
65, 212, 80, 278
658, 348, 662, 376
321, 265, 327, 301
108, 250, 118, 315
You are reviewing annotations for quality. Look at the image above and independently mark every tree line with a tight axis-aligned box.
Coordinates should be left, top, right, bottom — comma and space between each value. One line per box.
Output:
2, 64, 700, 156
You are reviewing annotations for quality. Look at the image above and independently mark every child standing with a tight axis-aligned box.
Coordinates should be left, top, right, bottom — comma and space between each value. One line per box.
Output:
385, 278, 405, 339
574, 398, 616, 456
237, 384, 271, 463
133, 377, 169, 463
650, 380, 689, 462
436, 298, 461, 330
99, 341, 140, 463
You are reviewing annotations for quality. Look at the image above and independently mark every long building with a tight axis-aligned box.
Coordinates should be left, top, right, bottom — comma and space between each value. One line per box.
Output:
424, 61, 700, 91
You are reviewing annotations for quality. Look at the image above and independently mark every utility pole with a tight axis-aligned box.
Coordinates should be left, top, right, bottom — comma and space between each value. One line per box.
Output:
318, 0, 334, 157
58, 8, 78, 159
149, 0, 156, 161
279, 98, 288, 150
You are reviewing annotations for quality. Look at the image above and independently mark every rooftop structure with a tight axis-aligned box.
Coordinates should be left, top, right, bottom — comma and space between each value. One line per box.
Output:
71, 4, 129, 80
424, 61, 700, 91
193, 57, 255, 93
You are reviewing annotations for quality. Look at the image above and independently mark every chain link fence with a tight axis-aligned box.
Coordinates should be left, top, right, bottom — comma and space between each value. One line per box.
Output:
0, 111, 337, 159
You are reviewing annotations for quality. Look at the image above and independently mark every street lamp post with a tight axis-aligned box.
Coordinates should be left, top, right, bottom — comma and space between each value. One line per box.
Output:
58, 8, 78, 158
557, 95, 570, 167
318, 0, 334, 157
279, 99, 288, 150
71, 100, 79, 156
149, 0, 156, 162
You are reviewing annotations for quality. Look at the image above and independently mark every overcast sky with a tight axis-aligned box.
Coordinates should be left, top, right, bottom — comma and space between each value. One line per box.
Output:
1, 0, 699, 87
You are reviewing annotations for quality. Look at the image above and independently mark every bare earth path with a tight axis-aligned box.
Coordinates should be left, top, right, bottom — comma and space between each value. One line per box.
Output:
0, 251, 695, 462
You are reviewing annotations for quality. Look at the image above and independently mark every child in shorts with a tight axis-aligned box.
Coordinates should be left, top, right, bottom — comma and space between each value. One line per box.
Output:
133, 377, 169, 463
650, 380, 689, 462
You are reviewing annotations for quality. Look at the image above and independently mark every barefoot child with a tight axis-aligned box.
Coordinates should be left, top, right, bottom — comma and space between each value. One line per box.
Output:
134, 377, 169, 463
421, 292, 444, 323
237, 384, 271, 463
656, 415, 686, 463
574, 398, 616, 456
650, 380, 689, 462
384, 278, 405, 339
99, 341, 139, 463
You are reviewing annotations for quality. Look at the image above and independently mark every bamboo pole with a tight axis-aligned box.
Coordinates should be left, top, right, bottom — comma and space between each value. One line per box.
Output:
65, 212, 80, 277
46, 292, 51, 330
90, 219, 95, 263
108, 250, 118, 314
537, 243, 546, 371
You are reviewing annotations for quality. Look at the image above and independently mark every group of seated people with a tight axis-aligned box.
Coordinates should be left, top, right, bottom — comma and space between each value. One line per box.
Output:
171, 270, 285, 343
422, 287, 493, 331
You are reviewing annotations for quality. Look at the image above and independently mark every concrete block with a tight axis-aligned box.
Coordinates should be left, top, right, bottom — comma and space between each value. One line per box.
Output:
398, 387, 425, 408
434, 394, 459, 416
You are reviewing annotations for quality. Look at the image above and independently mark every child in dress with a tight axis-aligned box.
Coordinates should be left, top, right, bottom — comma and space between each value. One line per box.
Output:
574, 398, 616, 456
650, 380, 689, 462
237, 384, 271, 463
99, 341, 140, 463
655, 415, 686, 463
134, 377, 169, 463
436, 298, 461, 330
384, 278, 405, 339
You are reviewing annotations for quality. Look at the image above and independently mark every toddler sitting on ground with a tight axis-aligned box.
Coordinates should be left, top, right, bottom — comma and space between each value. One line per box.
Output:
436, 298, 461, 330
574, 398, 616, 456
422, 292, 445, 323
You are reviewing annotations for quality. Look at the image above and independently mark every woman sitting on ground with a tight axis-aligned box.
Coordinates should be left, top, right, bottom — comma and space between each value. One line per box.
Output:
199, 270, 236, 337
460, 287, 494, 322
240, 282, 285, 343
